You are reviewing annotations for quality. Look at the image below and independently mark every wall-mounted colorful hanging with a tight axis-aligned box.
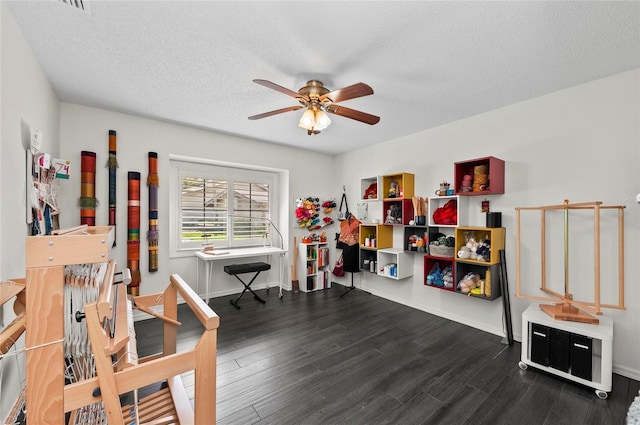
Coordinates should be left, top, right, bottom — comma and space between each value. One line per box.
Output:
147, 152, 159, 272
295, 197, 335, 230
127, 171, 141, 295
106, 130, 118, 246
78, 151, 98, 225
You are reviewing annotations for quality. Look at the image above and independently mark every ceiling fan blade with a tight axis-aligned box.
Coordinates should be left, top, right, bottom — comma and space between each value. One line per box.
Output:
248, 105, 303, 120
320, 82, 374, 103
326, 104, 380, 125
253, 79, 309, 101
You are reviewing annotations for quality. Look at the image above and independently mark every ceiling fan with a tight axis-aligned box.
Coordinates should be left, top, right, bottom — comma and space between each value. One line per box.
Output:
248, 79, 380, 135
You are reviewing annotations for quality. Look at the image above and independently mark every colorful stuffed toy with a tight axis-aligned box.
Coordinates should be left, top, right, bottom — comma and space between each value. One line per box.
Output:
363, 183, 377, 200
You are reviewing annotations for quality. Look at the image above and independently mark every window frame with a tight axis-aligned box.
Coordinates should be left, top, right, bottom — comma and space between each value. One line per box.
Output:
170, 156, 282, 257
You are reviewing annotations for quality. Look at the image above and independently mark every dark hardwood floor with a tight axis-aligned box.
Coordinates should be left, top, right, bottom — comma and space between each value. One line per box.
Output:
135, 285, 638, 425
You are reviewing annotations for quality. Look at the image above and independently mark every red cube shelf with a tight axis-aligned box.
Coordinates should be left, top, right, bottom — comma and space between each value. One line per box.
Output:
424, 255, 455, 292
454, 156, 505, 196
382, 199, 414, 225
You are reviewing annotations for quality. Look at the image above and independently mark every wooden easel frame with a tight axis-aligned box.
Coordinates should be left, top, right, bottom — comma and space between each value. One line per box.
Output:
515, 201, 625, 323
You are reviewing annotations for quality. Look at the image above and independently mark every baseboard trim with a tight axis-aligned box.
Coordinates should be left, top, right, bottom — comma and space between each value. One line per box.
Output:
362, 285, 505, 337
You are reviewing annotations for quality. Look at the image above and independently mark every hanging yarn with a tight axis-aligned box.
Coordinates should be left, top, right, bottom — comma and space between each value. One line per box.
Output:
62, 262, 108, 423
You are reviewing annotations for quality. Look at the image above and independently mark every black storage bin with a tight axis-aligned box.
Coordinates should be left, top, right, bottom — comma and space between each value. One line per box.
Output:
570, 333, 593, 380
530, 323, 550, 366
549, 328, 571, 372
486, 212, 502, 228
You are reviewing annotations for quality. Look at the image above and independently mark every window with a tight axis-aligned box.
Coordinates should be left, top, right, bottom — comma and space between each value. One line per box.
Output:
171, 158, 279, 253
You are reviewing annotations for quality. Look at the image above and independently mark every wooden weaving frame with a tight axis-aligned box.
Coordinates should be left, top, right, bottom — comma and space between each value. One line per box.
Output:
515, 200, 625, 324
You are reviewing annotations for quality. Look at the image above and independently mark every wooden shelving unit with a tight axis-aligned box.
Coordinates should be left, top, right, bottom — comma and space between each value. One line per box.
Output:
298, 241, 330, 292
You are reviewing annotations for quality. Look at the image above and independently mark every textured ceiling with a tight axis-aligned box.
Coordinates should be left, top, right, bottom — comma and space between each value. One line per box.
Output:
6, 1, 640, 155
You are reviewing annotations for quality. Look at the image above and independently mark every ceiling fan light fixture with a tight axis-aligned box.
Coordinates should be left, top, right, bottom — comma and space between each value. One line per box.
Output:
250, 79, 379, 133
298, 109, 316, 130
314, 109, 331, 131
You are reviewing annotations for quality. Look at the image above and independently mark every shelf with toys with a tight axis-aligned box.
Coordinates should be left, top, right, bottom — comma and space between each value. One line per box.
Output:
383, 199, 414, 225
360, 176, 381, 202
420, 193, 505, 301
452, 226, 505, 300
357, 172, 415, 279
381, 172, 414, 201
403, 226, 429, 253
380, 172, 415, 226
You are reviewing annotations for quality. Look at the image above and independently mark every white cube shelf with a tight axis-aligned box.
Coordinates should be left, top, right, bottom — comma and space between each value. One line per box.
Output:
377, 248, 413, 280
427, 195, 469, 227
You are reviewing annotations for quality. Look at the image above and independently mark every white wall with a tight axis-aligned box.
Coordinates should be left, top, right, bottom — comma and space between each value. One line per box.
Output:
59, 103, 336, 298
2, 4, 639, 420
334, 68, 640, 379
0, 3, 61, 419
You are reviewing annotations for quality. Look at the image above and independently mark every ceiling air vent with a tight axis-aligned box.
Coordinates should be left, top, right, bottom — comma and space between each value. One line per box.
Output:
55, 0, 90, 14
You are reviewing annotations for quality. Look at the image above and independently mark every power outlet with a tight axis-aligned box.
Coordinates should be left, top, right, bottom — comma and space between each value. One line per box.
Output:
636, 193, 640, 204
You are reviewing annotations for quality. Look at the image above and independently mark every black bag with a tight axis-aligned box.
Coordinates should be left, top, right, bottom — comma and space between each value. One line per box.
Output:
336, 232, 346, 249
337, 192, 350, 221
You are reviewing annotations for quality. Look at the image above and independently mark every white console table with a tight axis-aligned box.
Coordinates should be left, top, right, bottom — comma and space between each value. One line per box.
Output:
195, 246, 287, 303
519, 304, 613, 399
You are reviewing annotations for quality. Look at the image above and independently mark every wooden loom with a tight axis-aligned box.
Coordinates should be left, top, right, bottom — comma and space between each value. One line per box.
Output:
23, 225, 219, 424
515, 200, 626, 324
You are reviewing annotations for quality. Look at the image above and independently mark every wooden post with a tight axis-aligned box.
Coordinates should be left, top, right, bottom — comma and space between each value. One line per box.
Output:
25, 266, 65, 423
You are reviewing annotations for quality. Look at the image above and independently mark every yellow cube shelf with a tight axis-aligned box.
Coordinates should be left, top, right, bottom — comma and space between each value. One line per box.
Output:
359, 224, 393, 250
454, 226, 505, 265
381, 172, 414, 201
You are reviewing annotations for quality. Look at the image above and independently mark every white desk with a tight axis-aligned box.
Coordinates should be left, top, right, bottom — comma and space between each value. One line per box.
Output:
195, 246, 287, 303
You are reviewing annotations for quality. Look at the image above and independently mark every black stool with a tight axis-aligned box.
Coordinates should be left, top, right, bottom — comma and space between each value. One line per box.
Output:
223, 262, 271, 309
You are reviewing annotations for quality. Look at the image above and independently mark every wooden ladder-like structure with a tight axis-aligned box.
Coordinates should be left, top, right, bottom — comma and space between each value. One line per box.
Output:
22, 225, 219, 424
